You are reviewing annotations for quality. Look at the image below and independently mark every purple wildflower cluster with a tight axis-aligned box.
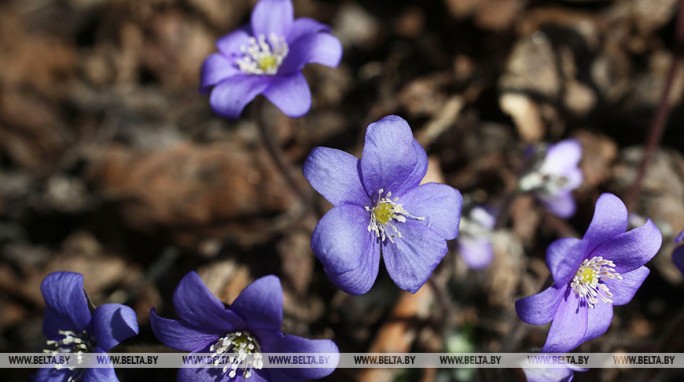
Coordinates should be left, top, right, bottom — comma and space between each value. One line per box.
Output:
32, 0, 677, 382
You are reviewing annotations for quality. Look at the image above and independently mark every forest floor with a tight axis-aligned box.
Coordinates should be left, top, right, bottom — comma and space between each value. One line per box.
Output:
1, 0, 684, 381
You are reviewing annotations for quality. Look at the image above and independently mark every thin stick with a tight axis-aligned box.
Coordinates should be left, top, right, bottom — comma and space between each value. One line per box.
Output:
252, 100, 314, 215
624, 0, 684, 212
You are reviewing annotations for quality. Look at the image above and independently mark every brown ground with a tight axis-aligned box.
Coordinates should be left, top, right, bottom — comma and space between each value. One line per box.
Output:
1, 0, 684, 381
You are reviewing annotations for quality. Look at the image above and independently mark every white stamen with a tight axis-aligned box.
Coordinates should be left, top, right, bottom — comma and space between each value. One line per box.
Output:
236, 34, 288, 75
459, 207, 494, 240
366, 189, 424, 243
570, 256, 623, 308
519, 171, 570, 195
43, 330, 91, 381
210, 331, 263, 378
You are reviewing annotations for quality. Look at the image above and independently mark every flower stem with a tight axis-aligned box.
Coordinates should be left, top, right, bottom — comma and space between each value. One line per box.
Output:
624, 0, 684, 212
252, 100, 314, 215
639, 309, 684, 382
494, 190, 520, 229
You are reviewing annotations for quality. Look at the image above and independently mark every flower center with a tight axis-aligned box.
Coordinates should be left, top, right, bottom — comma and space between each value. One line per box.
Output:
366, 189, 424, 243
210, 331, 263, 378
519, 171, 569, 195
236, 34, 288, 75
43, 330, 92, 381
570, 256, 623, 308
459, 207, 494, 240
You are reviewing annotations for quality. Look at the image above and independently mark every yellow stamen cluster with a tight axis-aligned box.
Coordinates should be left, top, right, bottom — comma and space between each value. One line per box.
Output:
366, 189, 424, 243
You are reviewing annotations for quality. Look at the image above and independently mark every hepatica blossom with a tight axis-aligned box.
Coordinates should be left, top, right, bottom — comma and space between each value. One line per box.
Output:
35, 272, 139, 382
151, 272, 338, 381
303, 115, 462, 294
200, 0, 342, 119
458, 205, 496, 269
515, 193, 662, 352
519, 139, 583, 218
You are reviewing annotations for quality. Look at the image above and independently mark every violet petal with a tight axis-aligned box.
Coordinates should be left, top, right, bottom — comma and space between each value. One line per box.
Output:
280, 32, 342, 74
251, 0, 294, 38
41, 272, 92, 339
592, 219, 661, 274
583, 193, 628, 253
398, 183, 462, 240
200, 53, 240, 93
230, 275, 283, 331
542, 290, 587, 353
172, 272, 243, 333
515, 285, 566, 326
382, 220, 448, 293
546, 237, 586, 286
583, 300, 613, 343
262, 72, 311, 117
209, 76, 270, 119
539, 191, 576, 218
603, 266, 650, 306
303, 147, 368, 206
216, 27, 251, 57
92, 304, 139, 352
149, 309, 221, 352
359, 116, 422, 197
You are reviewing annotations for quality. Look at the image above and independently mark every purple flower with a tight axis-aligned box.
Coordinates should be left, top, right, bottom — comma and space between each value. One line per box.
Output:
515, 193, 661, 352
519, 139, 583, 218
34, 272, 139, 382
458, 205, 496, 269
200, 0, 342, 119
150, 272, 338, 381
672, 230, 684, 275
523, 365, 586, 382
303, 115, 463, 294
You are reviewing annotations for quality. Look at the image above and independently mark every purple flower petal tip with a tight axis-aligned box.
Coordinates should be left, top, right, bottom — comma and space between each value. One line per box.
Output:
305, 115, 463, 294
200, 0, 342, 119
516, 193, 661, 353
93, 304, 140, 352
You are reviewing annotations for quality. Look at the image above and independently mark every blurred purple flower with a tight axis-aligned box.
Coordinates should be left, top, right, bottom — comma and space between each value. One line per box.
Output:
523, 365, 587, 382
515, 193, 661, 352
303, 115, 463, 294
200, 0, 342, 119
35, 272, 139, 382
672, 230, 684, 275
519, 139, 583, 218
458, 205, 496, 269
151, 272, 338, 381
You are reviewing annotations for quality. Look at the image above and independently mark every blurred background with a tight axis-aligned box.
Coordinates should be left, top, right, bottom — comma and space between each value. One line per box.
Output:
0, 0, 684, 380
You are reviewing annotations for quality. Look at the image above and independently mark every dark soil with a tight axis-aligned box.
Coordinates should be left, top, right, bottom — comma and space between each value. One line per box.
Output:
1, 0, 684, 381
